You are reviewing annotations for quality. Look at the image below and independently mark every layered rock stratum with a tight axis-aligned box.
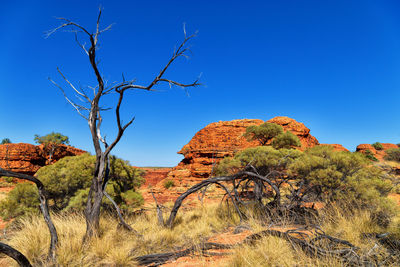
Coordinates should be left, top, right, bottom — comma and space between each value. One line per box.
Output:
0, 143, 85, 175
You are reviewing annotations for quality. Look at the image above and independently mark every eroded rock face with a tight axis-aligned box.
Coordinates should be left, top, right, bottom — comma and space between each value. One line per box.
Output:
0, 143, 86, 175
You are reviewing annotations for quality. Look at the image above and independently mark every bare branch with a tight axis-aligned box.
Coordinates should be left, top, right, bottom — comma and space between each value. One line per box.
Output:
48, 78, 89, 120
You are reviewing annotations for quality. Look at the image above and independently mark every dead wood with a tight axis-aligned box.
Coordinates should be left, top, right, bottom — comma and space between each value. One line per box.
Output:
0, 242, 32, 267
0, 168, 58, 262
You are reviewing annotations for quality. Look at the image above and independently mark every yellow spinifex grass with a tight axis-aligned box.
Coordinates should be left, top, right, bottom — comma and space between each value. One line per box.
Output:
0, 203, 238, 266
0, 201, 398, 266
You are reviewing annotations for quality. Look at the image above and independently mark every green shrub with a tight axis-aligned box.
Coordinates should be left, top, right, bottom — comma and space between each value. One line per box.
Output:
271, 131, 301, 149
164, 180, 175, 189
364, 149, 378, 162
372, 142, 383, 150
0, 153, 144, 219
244, 122, 283, 145
384, 148, 400, 162
0, 183, 40, 220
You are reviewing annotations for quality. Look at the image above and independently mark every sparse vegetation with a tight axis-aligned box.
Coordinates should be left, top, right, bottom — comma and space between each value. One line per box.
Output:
163, 179, 175, 189
364, 149, 378, 161
385, 148, 400, 162
372, 142, 384, 150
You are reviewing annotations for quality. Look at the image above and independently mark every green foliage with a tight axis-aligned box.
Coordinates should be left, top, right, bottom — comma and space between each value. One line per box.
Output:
372, 142, 383, 150
363, 149, 378, 162
0, 183, 40, 220
271, 131, 301, 149
244, 122, 283, 145
214, 146, 302, 176
215, 145, 395, 218
164, 179, 175, 189
1, 138, 11, 144
34, 132, 69, 145
384, 148, 400, 162
0, 153, 144, 219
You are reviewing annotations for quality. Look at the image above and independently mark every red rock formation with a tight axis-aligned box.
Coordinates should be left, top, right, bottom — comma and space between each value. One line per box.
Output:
140, 167, 172, 188
266, 117, 319, 150
356, 143, 398, 161
147, 116, 320, 204
0, 143, 85, 175
320, 144, 349, 152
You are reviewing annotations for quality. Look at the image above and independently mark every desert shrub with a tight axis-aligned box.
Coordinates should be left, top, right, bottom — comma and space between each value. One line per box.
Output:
372, 142, 383, 150
384, 148, 400, 162
214, 146, 302, 176
164, 179, 175, 189
0, 153, 144, 219
1, 138, 11, 144
271, 131, 301, 149
0, 183, 40, 219
215, 145, 395, 220
244, 122, 283, 145
364, 149, 378, 161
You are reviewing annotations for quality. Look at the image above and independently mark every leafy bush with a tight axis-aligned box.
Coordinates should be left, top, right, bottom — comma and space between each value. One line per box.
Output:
372, 142, 383, 150
244, 122, 283, 145
384, 148, 400, 162
215, 145, 395, 219
0, 183, 40, 220
164, 179, 175, 189
0, 153, 144, 219
271, 131, 301, 149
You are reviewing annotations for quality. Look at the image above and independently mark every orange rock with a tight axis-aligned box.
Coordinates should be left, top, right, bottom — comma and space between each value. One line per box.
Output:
267, 116, 320, 150
0, 143, 85, 175
356, 143, 398, 161
320, 144, 349, 152
146, 117, 321, 204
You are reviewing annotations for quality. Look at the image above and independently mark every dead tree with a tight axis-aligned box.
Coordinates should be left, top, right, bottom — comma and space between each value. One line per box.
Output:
46, 7, 200, 238
0, 167, 58, 262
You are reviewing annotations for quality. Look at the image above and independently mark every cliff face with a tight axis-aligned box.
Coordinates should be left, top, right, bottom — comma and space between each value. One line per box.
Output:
0, 143, 86, 175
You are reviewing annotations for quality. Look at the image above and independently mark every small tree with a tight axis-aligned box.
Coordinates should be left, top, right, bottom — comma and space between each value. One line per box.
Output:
1, 138, 11, 144
46, 8, 200, 238
244, 122, 284, 145
34, 132, 69, 163
384, 148, 400, 162
271, 131, 301, 149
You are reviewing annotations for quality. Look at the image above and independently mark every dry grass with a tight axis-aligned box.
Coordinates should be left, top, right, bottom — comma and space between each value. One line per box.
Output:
0, 201, 399, 266
0, 203, 238, 266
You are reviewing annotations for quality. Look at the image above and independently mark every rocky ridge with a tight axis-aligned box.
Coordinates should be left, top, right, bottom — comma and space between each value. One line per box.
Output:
0, 143, 86, 175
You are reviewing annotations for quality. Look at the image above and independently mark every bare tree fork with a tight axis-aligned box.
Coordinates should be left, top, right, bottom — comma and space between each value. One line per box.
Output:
133, 227, 376, 266
151, 191, 164, 226
0, 242, 32, 267
0, 168, 58, 262
165, 167, 281, 228
46, 6, 201, 238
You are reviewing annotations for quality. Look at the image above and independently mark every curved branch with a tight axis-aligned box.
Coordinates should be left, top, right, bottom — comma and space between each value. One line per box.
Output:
0, 168, 58, 261
0, 242, 32, 267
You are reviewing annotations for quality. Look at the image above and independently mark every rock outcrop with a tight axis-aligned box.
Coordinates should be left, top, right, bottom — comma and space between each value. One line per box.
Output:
0, 143, 85, 175
146, 116, 320, 203
356, 143, 398, 161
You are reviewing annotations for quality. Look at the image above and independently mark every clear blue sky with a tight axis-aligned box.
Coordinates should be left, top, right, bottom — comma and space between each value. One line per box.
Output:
1, 0, 400, 166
